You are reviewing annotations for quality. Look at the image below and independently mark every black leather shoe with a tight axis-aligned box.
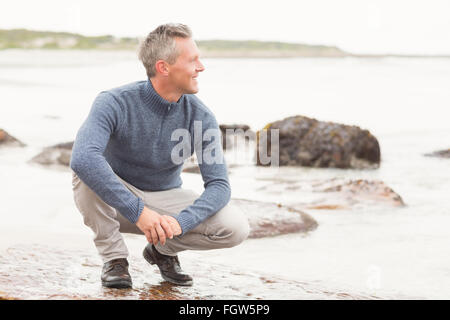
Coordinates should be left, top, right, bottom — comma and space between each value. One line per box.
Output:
101, 258, 132, 289
143, 244, 193, 286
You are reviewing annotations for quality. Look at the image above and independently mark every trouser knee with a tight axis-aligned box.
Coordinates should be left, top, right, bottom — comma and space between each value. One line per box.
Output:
225, 223, 250, 247
208, 205, 250, 248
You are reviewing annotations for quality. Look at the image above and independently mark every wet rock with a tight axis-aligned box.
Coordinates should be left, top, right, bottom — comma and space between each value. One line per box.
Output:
182, 155, 201, 173
425, 149, 450, 158
232, 198, 318, 238
0, 129, 26, 147
256, 116, 381, 169
307, 178, 405, 209
254, 177, 405, 210
182, 165, 201, 174
0, 244, 385, 300
29, 141, 203, 171
181, 155, 241, 174
29, 139, 245, 172
220, 124, 255, 150
29, 141, 73, 167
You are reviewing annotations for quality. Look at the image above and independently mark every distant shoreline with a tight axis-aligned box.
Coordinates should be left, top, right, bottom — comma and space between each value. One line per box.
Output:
1, 48, 449, 60
199, 52, 450, 59
1, 29, 449, 59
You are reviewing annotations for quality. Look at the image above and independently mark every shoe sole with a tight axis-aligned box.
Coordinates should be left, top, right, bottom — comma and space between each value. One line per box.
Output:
101, 279, 132, 289
143, 247, 193, 287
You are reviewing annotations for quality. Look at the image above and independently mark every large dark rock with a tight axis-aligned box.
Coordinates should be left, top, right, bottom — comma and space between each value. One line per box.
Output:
0, 129, 26, 147
256, 116, 381, 169
219, 123, 255, 150
424, 149, 450, 159
29, 141, 73, 167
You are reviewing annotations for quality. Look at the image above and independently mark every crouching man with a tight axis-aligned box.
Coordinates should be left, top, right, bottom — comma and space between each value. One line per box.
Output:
70, 23, 250, 288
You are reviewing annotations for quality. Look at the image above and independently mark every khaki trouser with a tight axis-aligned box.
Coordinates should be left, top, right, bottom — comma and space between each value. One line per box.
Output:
71, 171, 250, 263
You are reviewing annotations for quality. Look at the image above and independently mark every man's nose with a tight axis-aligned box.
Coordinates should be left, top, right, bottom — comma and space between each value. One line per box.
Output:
197, 60, 205, 72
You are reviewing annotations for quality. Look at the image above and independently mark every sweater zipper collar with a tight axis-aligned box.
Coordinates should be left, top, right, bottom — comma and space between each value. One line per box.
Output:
143, 79, 183, 116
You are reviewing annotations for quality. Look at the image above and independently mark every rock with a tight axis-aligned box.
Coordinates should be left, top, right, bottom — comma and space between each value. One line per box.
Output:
28, 140, 242, 173
231, 198, 318, 238
30, 141, 201, 171
29, 141, 73, 167
256, 116, 381, 169
219, 124, 255, 150
182, 155, 201, 173
0, 244, 386, 299
424, 149, 450, 158
181, 154, 240, 174
29, 124, 256, 171
253, 177, 405, 210
0, 129, 26, 147
182, 164, 201, 173
306, 178, 405, 209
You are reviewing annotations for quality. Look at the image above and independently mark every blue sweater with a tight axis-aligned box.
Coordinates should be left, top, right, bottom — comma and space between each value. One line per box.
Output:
70, 79, 231, 236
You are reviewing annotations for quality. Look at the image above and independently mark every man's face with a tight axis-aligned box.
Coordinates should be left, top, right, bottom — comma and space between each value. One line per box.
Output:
167, 37, 205, 95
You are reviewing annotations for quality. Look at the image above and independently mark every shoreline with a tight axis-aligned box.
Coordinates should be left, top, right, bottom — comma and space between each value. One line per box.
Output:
1, 47, 450, 59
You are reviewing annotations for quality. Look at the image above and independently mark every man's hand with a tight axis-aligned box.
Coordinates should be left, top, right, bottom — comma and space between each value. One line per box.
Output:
162, 215, 182, 237
136, 206, 174, 245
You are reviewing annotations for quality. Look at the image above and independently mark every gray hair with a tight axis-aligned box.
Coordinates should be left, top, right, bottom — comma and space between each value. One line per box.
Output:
138, 23, 192, 79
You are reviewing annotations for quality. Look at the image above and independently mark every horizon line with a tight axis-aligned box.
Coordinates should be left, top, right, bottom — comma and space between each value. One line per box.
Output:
1, 27, 450, 57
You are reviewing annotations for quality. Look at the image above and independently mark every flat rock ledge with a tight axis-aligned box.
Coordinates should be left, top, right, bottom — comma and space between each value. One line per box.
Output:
0, 244, 387, 300
253, 177, 405, 210
233, 198, 318, 238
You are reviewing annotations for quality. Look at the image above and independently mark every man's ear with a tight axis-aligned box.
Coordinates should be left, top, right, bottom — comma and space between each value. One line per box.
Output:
155, 60, 169, 76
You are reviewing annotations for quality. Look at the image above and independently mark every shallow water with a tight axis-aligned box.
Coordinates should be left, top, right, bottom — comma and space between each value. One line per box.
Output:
1, 50, 449, 299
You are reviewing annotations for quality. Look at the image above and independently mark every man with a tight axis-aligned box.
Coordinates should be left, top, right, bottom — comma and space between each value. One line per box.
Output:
70, 23, 250, 289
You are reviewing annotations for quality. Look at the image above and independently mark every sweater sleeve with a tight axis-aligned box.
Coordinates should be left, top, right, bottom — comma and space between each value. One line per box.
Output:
70, 92, 145, 223
175, 113, 231, 236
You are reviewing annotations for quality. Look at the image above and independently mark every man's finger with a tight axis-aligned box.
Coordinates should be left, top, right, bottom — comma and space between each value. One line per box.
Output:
155, 224, 166, 246
144, 230, 152, 244
150, 228, 159, 245
160, 217, 173, 239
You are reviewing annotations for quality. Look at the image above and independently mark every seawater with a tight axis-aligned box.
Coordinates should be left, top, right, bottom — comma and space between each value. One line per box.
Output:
0, 50, 449, 298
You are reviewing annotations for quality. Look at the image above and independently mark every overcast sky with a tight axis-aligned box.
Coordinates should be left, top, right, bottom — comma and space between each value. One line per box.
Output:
1, 0, 449, 55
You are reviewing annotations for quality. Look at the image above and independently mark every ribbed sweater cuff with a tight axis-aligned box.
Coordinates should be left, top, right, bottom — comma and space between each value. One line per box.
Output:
124, 197, 145, 224
175, 212, 196, 237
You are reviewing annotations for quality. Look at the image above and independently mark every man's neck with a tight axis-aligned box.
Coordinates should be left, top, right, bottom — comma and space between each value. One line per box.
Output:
150, 78, 182, 103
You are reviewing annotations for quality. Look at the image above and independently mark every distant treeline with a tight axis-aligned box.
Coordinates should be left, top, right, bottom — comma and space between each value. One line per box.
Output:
0, 29, 138, 50
1, 29, 448, 58
0, 28, 348, 57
